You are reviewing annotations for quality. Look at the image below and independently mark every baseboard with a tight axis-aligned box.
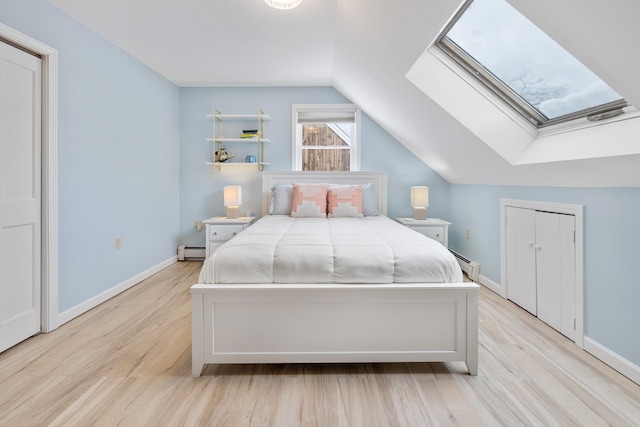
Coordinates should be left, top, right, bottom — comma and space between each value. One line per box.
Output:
57, 256, 178, 326
584, 337, 640, 386
177, 245, 205, 261
478, 274, 506, 298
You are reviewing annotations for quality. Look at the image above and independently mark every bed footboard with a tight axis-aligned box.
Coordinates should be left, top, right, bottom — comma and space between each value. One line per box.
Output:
191, 283, 479, 377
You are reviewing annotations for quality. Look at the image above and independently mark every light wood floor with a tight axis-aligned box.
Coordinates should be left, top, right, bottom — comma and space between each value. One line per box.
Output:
1, 261, 639, 426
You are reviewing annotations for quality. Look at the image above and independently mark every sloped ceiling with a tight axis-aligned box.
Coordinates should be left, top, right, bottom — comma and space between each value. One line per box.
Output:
46, 0, 640, 186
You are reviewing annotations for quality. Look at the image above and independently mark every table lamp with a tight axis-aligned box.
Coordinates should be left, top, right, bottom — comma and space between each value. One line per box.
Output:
224, 185, 243, 219
411, 186, 429, 220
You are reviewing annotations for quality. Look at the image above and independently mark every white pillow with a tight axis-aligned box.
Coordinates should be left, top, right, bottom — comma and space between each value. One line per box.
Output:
361, 182, 380, 216
269, 184, 293, 215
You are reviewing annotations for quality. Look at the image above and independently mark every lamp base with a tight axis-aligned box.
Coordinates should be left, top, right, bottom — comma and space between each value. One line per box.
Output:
413, 207, 427, 220
226, 206, 239, 219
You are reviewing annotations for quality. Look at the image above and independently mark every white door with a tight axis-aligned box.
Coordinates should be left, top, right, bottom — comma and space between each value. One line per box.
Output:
535, 211, 576, 341
506, 206, 577, 341
0, 41, 42, 353
505, 206, 537, 315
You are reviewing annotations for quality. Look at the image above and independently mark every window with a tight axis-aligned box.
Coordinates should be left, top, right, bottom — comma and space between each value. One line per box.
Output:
291, 104, 360, 171
436, 0, 627, 128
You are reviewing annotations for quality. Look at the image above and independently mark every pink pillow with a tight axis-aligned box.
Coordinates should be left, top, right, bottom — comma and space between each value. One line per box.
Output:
328, 185, 363, 218
291, 183, 328, 217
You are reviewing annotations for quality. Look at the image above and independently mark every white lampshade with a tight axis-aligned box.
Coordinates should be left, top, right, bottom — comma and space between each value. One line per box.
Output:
224, 185, 243, 219
411, 186, 429, 220
411, 186, 429, 208
265, 0, 302, 10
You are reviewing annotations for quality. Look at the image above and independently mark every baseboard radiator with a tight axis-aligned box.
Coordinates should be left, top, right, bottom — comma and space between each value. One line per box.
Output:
450, 250, 480, 281
177, 245, 205, 261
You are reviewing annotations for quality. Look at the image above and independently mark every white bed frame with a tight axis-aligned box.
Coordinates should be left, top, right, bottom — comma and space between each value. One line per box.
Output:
191, 171, 479, 377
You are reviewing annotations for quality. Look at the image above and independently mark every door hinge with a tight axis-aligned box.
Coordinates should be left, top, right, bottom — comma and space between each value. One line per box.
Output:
574, 318, 576, 330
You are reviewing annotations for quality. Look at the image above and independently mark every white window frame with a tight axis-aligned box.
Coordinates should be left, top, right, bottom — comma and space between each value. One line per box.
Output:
291, 104, 361, 171
434, 0, 627, 129
406, 39, 640, 166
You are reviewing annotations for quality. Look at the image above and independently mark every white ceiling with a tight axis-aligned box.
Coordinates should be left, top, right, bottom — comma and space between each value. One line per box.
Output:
47, 0, 338, 86
46, 0, 640, 187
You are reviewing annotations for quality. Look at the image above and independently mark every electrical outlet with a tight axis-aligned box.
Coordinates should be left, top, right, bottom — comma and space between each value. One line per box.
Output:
466, 229, 471, 239
194, 221, 204, 231
115, 237, 122, 250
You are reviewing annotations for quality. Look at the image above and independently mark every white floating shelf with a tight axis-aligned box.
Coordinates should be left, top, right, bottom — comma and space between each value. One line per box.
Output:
208, 162, 264, 166
207, 138, 271, 143
206, 114, 271, 120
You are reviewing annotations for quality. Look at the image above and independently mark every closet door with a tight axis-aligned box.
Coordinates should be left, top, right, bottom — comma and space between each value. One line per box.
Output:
535, 211, 576, 340
505, 206, 537, 315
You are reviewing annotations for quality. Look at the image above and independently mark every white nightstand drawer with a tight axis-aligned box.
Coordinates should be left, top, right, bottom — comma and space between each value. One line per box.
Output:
208, 224, 245, 242
396, 218, 450, 248
414, 226, 446, 244
203, 217, 257, 259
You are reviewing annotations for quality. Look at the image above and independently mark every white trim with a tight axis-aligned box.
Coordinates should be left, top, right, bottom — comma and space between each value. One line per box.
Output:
353, 108, 361, 171
0, 23, 59, 333
406, 46, 640, 167
499, 198, 584, 348
428, 46, 536, 136
536, 106, 640, 138
57, 257, 177, 326
478, 274, 505, 298
584, 337, 640, 386
291, 104, 361, 171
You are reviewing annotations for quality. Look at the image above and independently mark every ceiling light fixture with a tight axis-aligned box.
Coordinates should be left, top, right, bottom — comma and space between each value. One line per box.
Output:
265, 0, 302, 10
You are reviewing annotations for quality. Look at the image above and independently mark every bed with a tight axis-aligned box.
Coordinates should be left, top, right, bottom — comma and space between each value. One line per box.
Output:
191, 171, 479, 377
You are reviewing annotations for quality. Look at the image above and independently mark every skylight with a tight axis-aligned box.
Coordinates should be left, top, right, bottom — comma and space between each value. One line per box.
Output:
437, 0, 627, 128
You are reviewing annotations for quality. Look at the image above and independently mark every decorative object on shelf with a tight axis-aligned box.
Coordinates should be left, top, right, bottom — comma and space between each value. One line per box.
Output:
241, 129, 260, 138
245, 155, 256, 163
224, 185, 243, 219
215, 146, 234, 162
265, 0, 302, 10
411, 186, 429, 220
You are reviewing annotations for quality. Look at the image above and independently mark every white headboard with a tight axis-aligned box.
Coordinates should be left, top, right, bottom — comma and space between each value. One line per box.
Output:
261, 171, 388, 216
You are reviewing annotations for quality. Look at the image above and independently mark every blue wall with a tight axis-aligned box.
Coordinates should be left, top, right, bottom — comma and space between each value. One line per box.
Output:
179, 86, 449, 247
449, 184, 640, 367
0, 0, 181, 312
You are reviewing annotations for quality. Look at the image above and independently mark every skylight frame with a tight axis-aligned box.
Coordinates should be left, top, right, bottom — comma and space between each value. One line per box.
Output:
435, 0, 627, 129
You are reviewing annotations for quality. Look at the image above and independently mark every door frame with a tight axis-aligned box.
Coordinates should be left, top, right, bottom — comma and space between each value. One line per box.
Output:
0, 23, 58, 333
500, 198, 584, 348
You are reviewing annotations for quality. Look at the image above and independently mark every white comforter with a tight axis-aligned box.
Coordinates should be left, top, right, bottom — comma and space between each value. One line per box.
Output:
198, 215, 463, 284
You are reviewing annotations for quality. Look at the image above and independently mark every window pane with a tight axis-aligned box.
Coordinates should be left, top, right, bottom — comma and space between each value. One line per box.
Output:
302, 124, 351, 147
302, 148, 350, 171
292, 104, 360, 171
443, 0, 624, 122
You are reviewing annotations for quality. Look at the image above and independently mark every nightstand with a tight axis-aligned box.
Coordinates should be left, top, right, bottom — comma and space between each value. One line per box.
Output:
203, 216, 256, 258
396, 217, 451, 248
